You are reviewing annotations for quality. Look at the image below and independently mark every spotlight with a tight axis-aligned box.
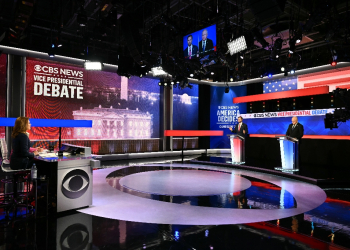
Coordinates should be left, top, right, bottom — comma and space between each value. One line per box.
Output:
260, 74, 264, 78
271, 38, 283, 60
211, 72, 214, 75
225, 87, 229, 93
164, 82, 168, 86
290, 69, 295, 74
227, 36, 247, 55
295, 33, 302, 44
171, 81, 174, 85
331, 61, 337, 66
158, 82, 162, 86
77, 7, 88, 27
281, 67, 285, 72
190, 73, 194, 77
84, 61, 102, 70
289, 38, 296, 54
230, 77, 233, 82
151, 66, 167, 77
240, 55, 244, 59
268, 73, 273, 78
251, 27, 269, 48
48, 52, 55, 58
139, 74, 143, 78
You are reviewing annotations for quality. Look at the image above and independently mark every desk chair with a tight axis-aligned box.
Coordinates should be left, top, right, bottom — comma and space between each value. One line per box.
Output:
0, 138, 33, 219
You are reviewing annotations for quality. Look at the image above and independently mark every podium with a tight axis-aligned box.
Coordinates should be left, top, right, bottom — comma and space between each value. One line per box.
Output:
227, 134, 245, 164
275, 136, 299, 172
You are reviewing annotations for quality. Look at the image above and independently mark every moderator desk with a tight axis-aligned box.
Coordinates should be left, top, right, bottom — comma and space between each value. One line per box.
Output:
34, 145, 93, 213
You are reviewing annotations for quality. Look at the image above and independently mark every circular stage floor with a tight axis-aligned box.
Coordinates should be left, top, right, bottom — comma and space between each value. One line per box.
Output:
79, 163, 327, 225
119, 169, 251, 196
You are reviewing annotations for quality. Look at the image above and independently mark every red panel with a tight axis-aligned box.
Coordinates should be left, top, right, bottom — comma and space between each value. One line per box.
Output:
164, 130, 224, 137
233, 86, 329, 103
304, 78, 350, 88
249, 134, 350, 140
336, 84, 350, 89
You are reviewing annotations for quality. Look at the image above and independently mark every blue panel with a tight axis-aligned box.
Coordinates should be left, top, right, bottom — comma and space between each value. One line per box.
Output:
0, 117, 92, 128
210, 86, 247, 148
246, 115, 350, 135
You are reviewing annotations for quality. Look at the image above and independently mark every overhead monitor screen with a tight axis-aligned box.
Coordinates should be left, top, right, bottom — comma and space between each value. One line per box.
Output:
183, 24, 217, 66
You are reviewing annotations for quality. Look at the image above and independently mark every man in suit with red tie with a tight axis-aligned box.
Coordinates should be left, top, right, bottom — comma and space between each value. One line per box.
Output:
229, 116, 248, 137
184, 35, 198, 59
286, 116, 304, 141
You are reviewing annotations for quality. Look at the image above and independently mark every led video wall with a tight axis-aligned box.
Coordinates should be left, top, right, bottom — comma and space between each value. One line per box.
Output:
173, 84, 199, 130
210, 85, 247, 148
26, 58, 160, 141
242, 109, 350, 135
0, 54, 6, 138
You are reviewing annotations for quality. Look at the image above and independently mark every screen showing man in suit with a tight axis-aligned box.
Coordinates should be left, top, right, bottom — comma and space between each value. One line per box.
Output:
183, 35, 198, 59
286, 116, 304, 140
198, 29, 214, 54
229, 116, 248, 137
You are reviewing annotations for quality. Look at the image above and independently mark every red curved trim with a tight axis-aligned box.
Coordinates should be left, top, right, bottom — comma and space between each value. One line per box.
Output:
249, 134, 350, 140
164, 130, 224, 137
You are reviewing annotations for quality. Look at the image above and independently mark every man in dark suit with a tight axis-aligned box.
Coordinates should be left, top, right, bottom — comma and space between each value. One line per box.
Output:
198, 29, 214, 54
229, 116, 248, 137
286, 116, 304, 141
184, 35, 198, 59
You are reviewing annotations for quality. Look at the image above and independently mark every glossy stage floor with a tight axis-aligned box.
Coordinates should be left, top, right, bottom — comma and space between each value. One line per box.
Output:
1, 154, 350, 249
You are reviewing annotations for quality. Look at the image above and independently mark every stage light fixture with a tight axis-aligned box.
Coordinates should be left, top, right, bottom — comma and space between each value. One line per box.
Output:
139, 74, 143, 78
268, 73, 272, 78
295, 33, 302, 44
211, 72, 214, 75
158, 82, 162, 86
84, 61, 102, 70
281, 67, 285, 72
290, 69, 295, 74
171, 81, 174, 85
240, 55, 244, 59
77, 7, 88, 27
227, 36, 247, 56
251, 27, 269, 48
151, 66, 167, 77
331, 61, 337, 66
289, 38, 296, 54
48, 52, 55, 58
164, 82, 168, 86
271, 38, 283, 60
230, 77, 233, 82
190, 73, 194, 77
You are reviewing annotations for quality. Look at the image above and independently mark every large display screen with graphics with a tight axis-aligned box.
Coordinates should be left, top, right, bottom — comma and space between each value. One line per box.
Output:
242, 109, 350, 135
173, 84, 199, 130
0, 54, 6, 138
26, 58, 160, 141
210, 86, 247, 148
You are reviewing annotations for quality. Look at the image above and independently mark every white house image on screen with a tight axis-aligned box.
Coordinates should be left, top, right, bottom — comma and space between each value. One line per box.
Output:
72, 106, 153, 139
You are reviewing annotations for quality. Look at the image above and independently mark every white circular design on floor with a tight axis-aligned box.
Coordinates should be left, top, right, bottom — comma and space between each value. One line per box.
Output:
119, 170, 251, 196
79, 163, 327, 225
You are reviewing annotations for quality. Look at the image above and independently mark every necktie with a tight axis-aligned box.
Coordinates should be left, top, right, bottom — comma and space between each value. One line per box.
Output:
238, 123, 241, 131
189, 46, 192, 59
292, 124, 295, 130
203, 41, 206, 51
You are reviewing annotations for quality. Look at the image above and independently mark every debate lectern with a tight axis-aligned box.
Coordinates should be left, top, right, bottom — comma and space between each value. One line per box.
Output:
227, 134, 245, 164
275, 136, 299, 172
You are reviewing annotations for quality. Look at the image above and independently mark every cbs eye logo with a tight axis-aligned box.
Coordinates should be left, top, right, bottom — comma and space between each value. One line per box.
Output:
34, 65, 42, 71
62, 169, 90, 199
60, 223, 89, 250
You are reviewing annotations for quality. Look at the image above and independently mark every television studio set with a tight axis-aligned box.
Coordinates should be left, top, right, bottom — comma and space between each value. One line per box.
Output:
0, 0, 350, 249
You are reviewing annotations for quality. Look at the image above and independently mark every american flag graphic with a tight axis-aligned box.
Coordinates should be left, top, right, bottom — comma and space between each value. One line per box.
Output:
263, 76, 298, 93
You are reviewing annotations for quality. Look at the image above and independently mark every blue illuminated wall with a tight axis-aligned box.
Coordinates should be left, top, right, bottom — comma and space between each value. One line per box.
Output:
247, 116, 350, 135
210, 86, 247, 148
173, 84, 199, 130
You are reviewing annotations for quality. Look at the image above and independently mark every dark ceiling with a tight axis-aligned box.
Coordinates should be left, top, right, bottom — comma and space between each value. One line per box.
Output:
0, 0, 349, 83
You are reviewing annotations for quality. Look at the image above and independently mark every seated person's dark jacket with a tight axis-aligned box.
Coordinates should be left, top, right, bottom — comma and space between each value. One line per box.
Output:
10, 133, 34, 170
